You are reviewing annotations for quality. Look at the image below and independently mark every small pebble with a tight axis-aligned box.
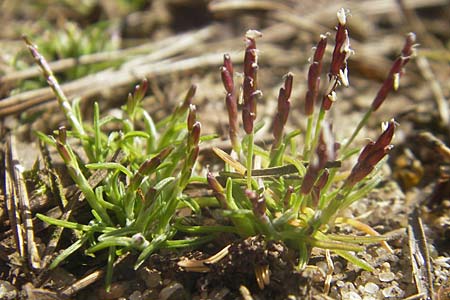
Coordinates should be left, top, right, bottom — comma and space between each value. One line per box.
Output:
209, 287, 230, 299
334, 261, 343, 274
142, 289, 159, 299
344, 282, 357, 291
97, 282, 129, 300
381, 285, 404, 298
375, 247, 387, 257
381, 262, 391, 272
0, 280, 17, 300
139, 267, 162, 289
364, 282, 379, 294
341, 291, 362, 300
359, 271, 371, 283
129, 291, 142, 300
336, 280, 345, 288
159, 282, 185, 300
378, 271, 395, 282
316, 261, 328, 275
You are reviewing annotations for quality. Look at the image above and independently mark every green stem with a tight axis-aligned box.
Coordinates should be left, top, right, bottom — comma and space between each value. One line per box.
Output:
292, 193, 304, 216
246, 132, 254, 189
105, 246, 116, 292
342, 108, 373, 152
319, 168, 337, 209
309, 107, 326, 158
302, 114, 314, 160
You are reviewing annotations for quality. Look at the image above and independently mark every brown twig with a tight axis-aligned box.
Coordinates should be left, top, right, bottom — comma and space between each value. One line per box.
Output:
5, 134, 41, 269
0, 26, 217, 85
407, 207, 435, 300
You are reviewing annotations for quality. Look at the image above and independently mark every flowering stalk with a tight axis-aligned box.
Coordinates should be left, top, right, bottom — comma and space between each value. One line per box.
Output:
24, 37, 86, 138
242, 31, 259, 134
242, 30, 262, 189
55, 128, 112, 225
221, 54, 240, 153
23, 36, 99, 162
172, 84, 197, 120
180, 105, 201, 189
124, 146, 173, 221
311, 120, 396, 233
127, 78, 149, 122
312, 169, 329, 206
271, 73, 293, 155
303, 35, 327, 159
372, 33, 416, 111
344, 119, 395, 188
245, 190, 267, 222
207, 172, 228, 209
309, 8, 352, 160
295, 122, 335, 213
343, 33, 416, 151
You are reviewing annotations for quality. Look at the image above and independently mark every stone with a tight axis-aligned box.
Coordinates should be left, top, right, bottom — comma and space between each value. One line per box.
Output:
364, 282, 380, 294
0, 280, 17, 300
378, 271, 395, 282
159, 282, 186, 300
341, 291, 362, 300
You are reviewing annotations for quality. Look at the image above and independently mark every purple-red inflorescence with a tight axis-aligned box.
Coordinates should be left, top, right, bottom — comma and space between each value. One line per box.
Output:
133, 78, 149, 103
312, 169, 329, 204
272, 73, 293, 149
301, 122, 336, 195
305, 35, 327, 116
371, 33, 416, 111
221, 54, 239, 150
245, 189, 267, 221
344, 119, 396, 188
242, 30, 262, 134
207, 172, 227, 208
322, 8, 353, 111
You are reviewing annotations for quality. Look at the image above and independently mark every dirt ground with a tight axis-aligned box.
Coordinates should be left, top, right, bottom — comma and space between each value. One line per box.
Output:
0, 1, 449, 299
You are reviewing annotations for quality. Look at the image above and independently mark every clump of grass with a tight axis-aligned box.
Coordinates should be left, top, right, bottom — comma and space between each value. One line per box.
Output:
177, 8, 416, 286
28, 7, 416, 291
25, 36, 213, 288
14, 21, 117, 93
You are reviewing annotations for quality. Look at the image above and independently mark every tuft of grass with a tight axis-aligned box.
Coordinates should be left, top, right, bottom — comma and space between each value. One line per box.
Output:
28, 7, 416, 291
26, 35, 210, 289
178, 8, 416, 280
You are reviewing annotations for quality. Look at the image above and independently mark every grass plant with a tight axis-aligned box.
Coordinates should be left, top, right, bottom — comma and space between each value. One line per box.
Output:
28, 8, 416, 290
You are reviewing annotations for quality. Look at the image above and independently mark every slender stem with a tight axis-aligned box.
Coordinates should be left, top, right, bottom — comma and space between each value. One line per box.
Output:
342, 108, 373, 152
24, 37, 86, 138
246, 132, 254, 189
302, 114, 314, 160
319, 168, 337, 209
310, 107, 327, 157
105, 246, 116, 292
292, 193, 305, 215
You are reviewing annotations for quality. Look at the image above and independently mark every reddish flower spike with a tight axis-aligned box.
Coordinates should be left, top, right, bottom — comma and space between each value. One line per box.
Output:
345, 120, 396, 188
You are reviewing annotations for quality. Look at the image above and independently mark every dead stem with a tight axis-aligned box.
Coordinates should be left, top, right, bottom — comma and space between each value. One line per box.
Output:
336, 217, 394, 254
397, 0, 449, 126
419, 132, 450, 162
4, 136, 26, 260
178, 244, 231, 272
415, 56, 449, 125
408, 207, 435, 299
209, 0, 290, 12
61, 269, 104, 297
5, 134, 41, 269
323, 250, 333, 295
239, 285, 254, 300
254, 264, 270, 289
0, 26, 217, 85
